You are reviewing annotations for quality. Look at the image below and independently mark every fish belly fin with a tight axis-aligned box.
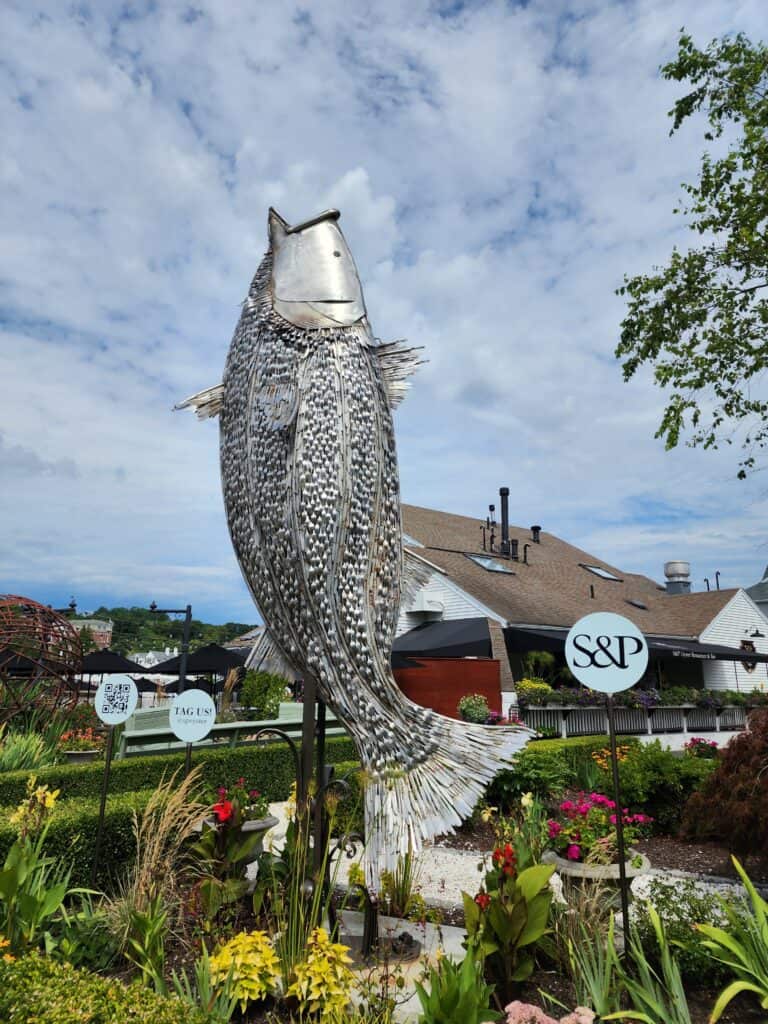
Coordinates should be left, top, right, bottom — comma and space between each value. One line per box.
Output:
253, 380, 299, 430
401, 548, 434, 606
374, 341, 425, 408
363, 717, 534, 890
175, 383, 224, 420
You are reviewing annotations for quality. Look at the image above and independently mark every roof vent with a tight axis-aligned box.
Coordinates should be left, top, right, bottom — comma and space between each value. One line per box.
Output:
531, 525, 542, 544
664, 560, 692, 595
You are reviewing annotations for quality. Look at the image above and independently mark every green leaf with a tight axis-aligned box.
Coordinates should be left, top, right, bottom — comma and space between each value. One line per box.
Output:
516, 863, 555, 902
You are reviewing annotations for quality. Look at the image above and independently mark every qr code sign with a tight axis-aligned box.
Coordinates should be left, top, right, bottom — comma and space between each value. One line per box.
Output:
95, 679, 137, 724
102, 682, 131, 716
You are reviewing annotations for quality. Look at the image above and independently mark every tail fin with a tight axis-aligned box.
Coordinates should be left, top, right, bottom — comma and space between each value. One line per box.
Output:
362, 717, 533, 890
174, 383, 224, 420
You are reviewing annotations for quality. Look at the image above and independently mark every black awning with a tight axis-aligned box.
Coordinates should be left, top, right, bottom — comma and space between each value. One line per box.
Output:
503, 625, 768, 663
81, 649, 146, 674
392, 617, 492, 661
149, 643, 247, 675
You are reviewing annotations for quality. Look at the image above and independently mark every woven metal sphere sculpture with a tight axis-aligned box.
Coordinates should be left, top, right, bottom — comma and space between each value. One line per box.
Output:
0, 595, 82, 725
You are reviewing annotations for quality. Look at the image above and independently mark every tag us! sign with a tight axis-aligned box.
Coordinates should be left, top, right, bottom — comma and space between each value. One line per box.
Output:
565, 612, 649, 693
170, 689, 216, 743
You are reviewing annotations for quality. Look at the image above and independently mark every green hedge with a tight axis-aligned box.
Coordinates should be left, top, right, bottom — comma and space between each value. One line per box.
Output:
0, 953, 209, 1024
0, 790, 154, 889
0, 735, 357, 807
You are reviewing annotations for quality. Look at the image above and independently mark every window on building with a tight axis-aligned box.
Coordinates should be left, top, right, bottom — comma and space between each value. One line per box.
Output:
580, 563, 622, 582
466, 554, 515, 574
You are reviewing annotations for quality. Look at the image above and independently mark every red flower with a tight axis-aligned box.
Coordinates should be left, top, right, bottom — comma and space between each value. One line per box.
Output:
474, 892, 491, 910
213, 800, 234, 823
217, 786, 227, 798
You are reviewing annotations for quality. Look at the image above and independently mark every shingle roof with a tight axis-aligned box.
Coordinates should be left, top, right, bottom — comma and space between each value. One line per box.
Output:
401, 504, 736, 639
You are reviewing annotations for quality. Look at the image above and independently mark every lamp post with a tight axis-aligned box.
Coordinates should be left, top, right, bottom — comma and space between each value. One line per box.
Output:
150, 602, 193, 774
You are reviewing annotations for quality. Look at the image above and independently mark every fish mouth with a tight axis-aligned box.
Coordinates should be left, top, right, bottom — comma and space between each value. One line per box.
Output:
269, 207, 341, 234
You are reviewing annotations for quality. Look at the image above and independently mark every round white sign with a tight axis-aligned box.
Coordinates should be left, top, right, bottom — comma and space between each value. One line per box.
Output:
94, 678, 139, 726
169, 688, 216, 743
565, 612, 649, 694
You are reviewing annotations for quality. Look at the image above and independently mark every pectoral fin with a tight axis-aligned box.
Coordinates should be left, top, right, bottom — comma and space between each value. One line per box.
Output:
374, 341, 424, 408
175, 383, 225, 420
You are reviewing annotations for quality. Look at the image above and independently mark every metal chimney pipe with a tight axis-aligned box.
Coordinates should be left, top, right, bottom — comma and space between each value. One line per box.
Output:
715, 570, 721, 590
499, 487, 510, 557
523, 543, 530, 564
510, 538, 519, 561
531, 525, 542, 544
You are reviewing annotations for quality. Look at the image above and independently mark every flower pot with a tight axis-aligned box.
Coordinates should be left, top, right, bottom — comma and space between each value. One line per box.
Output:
542, 848, 650, 882
63, 749, 101, 763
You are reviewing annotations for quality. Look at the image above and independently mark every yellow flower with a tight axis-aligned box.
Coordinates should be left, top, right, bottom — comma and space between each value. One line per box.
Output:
480, 805, 497, 824
520, 792, 534, 809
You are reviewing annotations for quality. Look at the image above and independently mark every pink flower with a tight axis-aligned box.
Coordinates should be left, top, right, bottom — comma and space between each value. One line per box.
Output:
565, 844, 581, 861
559, 800, 574, 812
576, 802, 591, 816
547, 820, 562, 838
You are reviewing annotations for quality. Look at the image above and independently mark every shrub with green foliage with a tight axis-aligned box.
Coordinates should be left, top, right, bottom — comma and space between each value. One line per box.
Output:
0, 952, 209, 1023
0, 734, 356, 807
515, 678, 552, 705
630, 876, 733, 987
682, 708, 768, 855
603, 740, 716, 834
488, 736, 636, 810
238, 670, 291, 718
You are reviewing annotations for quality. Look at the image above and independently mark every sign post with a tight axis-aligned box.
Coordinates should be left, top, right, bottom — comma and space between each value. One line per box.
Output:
169, 688, 216, 776
565, 612, 649, 936
91, 678, 139, 886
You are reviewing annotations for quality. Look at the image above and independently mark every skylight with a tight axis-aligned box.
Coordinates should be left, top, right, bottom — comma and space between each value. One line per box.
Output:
466, 554, 515, 574
580, 563, 623, 582
626, 598, 648, 610
402, 532, 423, 548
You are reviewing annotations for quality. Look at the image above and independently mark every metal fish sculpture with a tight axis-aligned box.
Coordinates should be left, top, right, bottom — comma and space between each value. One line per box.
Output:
179, 207, 531, 884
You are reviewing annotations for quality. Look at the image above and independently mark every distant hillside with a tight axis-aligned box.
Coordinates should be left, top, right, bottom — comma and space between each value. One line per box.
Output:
74, 606, 257, 656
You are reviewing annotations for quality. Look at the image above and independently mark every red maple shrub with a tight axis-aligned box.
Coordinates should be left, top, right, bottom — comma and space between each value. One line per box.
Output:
681, 708, 768, 856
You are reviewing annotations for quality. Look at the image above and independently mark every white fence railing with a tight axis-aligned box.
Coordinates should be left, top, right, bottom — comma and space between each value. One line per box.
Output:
520, 704, 747, 740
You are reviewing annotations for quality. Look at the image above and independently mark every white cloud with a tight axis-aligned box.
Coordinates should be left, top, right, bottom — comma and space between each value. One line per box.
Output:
1, 0, 767, 622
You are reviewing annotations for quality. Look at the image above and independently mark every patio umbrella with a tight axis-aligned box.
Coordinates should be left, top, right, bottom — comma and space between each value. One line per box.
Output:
392, 617, 492, 660
149, 643, 247, 675
80, 649, 147, 703
81, 649, 146, 674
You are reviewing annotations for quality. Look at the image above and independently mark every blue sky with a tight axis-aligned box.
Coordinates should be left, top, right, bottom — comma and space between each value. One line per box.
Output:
1, 0, 767, 624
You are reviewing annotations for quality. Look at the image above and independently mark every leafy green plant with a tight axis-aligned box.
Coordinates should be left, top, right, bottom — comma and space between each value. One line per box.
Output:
0, 779, 79, 954
51, 894, 119, 972
515, 679, 553, 705
209, 930, 280, 1013
238, 670, 290, 718
286, 925, 355, 1018
171, 943, 239, 1023
464, 845, 554, 1006
696, 857, 768, 1021
603, 907, 692, 1024
125, 892, 168, 990
415, 950, 501, 1023
566, 915, 622, 1019
380, 846, 423, 919
457, 693, 492, 723
0, 726, 59, 773
630, 876, 731, 986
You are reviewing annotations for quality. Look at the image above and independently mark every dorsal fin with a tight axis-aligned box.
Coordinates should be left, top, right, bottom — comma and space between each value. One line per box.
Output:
374, 341, 424, 408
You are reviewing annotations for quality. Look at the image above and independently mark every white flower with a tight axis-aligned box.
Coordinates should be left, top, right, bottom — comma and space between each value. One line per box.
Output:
548, 871, 567, 906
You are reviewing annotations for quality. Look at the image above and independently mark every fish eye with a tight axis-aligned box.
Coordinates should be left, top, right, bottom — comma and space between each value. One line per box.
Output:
332, 250, 341, 257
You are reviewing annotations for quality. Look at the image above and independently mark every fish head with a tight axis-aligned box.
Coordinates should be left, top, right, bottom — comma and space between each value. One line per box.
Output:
268, 207, 367, 329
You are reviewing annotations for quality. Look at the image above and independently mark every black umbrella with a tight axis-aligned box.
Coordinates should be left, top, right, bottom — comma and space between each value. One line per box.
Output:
132, 677, 161, 694
149, 643, 246, 675
81, 649, 146, 674
159, 678, 213, 695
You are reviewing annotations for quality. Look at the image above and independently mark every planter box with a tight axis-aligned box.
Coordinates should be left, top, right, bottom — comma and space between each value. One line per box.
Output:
62, 749, 101, 764
542, 848, 650, 881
